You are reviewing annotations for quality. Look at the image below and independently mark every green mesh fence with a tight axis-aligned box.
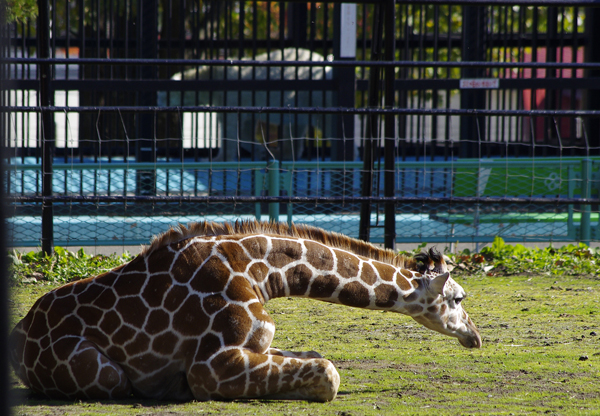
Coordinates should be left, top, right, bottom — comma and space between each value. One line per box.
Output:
6, 157, 600, 247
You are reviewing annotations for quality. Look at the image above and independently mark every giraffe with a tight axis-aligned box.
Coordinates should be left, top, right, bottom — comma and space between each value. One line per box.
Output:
10, 220, 481, 402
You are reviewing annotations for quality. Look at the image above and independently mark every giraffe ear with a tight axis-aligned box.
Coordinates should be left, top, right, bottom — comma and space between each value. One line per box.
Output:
429, 272, 450, 295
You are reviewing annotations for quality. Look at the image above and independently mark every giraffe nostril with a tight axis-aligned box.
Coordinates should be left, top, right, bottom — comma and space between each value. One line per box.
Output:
458, 331, 482, 348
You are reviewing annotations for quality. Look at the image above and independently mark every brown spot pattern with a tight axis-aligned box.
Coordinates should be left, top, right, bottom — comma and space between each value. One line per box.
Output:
305, 241, 334, 271
373, 262, 396, 281
92, 288, 117, 310
248, 262, 269, 282
112, 274, 144, 297
145, 310, 170, 335
115, 297, 148, 329
405, 304, 424, 314
396, 271, 412, 291
202, 294, 228, 316
190, 256, 229, 294
70, 347, 99, 387
309, 274, 339, 299
338, 282, 370, 308
152, 332, 179, 356
265, 272, 284, 299
335, 250, 360, 278
267, 239, 303, 268
142, 274, 172, 308
172, 242, 214, 282
218, 242, 252, 273
148, 249, 175, 274
112, 326, 136, 345
403, 290, 420, 303
172, 295, 208, 336
9, 224, 444, 402
360, 263, 377, 285
213, 305, 252, 346
126, 333, 150, 356
83, 327, 110, 348
78, 306, 103, 324
50, 316, 83, 342
285, 264, 312, 296
163, 285, 189, 312
226, 275, 254, 302
374, 284, 398, 308
99, 310, 122, 335
241, 236, 268, 259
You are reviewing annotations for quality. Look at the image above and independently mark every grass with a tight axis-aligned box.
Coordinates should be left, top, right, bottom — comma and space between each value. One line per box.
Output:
8, 239, 600, 415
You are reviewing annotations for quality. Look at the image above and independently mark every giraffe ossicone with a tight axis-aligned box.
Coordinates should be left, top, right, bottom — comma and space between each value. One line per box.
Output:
10, 220, 481, 402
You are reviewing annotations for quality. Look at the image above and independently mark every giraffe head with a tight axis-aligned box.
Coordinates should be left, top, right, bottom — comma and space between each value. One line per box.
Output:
409, 250, 482, 349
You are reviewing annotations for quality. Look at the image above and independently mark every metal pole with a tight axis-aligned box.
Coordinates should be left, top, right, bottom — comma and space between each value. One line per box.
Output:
0, 4, 12, 414
38, 0, 54, 255
459, 5, 487, 158
267, 160, 280, 222
584, 6, 600, 146
136, 0, 158, 196
359, 2, 384, 242
333, 3, 356, 162
581, 158, 592, 245
383, 0, 396, 250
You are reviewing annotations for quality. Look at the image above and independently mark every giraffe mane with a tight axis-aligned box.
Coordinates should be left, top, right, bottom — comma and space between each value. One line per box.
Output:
142, 219, 441, 271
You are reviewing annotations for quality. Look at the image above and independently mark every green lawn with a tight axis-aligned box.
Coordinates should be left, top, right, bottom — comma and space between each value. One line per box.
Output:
9, 272, 600, 415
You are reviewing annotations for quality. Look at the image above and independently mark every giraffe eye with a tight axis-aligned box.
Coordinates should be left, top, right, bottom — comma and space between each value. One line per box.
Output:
454, 297, 463, 305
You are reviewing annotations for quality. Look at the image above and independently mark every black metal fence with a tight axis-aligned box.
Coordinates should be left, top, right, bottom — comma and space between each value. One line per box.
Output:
3, 0, 600, 252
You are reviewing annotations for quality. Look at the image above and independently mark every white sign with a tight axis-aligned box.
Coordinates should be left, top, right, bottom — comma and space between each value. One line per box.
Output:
459, 78, 500, 89
340, 4, 356, 58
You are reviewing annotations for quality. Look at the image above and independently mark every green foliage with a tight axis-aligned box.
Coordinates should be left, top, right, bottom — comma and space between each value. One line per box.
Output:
5, 0, 37, 23
447, 236, 600, 277
9, 237, 599, 288
8, 247, 132, 285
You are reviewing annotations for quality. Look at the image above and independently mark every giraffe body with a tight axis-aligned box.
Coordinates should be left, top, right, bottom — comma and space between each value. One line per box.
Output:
10, 221, 481, 402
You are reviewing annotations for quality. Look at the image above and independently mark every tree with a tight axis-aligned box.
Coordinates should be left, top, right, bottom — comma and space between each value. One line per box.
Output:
5, 0, 37, 23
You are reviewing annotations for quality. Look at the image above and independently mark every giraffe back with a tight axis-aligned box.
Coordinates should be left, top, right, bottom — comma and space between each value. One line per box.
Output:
9, 220, 475, 401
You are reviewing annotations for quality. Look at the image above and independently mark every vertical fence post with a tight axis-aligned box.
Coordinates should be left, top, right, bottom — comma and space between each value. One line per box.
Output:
581, 158, 592, 245
38, 0, 54, 255
0, 4, 11, 414
459, 5, 487, 158
136, 0, 158, 196
0, 148, 8, 416
585, 7, 600, 144
383, 0, 396, 250
359, 2, 384, 242
288, 3, 308, 48
334, 3, 356, 162
267, 160, 280, 222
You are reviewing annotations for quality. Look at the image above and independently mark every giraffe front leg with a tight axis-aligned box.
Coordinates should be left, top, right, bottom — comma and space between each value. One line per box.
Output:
266, 347, 323, 358
187, 348, 340, 402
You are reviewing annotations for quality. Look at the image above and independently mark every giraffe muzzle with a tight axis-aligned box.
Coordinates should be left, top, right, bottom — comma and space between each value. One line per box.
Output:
458, 332, 482, 348
458, 318, 482, 348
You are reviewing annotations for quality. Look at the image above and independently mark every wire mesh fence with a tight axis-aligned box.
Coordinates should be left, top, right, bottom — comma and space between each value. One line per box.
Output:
6, 149, 600, 246
3, 1, 600, 250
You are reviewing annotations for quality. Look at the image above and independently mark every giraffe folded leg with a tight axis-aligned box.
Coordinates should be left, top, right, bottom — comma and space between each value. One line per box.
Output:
187, 348, 340, 402
266, 347, 323, 359
34, 338, 132, 400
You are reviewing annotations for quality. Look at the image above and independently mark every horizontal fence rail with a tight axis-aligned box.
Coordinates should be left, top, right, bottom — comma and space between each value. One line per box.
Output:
7, 106, 600, 117
7, 196, 600, 205
7, 57, 600, 70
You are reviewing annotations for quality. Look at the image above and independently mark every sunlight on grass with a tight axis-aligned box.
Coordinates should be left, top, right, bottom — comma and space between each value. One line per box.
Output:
8, 240, 600, 415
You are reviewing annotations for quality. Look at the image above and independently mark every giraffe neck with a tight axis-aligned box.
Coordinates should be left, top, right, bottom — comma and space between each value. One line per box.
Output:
231, 234, 423, 313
